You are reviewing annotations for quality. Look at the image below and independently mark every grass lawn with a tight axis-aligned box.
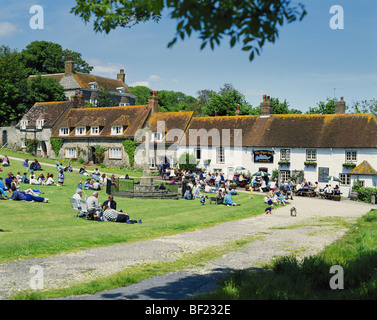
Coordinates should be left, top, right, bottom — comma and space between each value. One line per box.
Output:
0, 154, 267, 263
197, 209, 377, 300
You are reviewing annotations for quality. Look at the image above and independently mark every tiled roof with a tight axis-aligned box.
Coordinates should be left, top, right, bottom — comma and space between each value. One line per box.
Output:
19, 101, 72, 128
147, 111, 194, 144
51, 105, 150, 139
72, 72, 133, 94
29, 72, 133, 95
181, 114, 377, 148
349, 161, 377, 175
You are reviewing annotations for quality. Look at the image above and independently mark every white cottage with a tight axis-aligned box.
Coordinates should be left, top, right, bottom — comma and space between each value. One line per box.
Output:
177, 96, 377, 194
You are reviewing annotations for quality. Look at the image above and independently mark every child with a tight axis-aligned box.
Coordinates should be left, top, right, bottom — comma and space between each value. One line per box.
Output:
200, 195, 206, 205
249, 189, 253, 199
290, 205, 297, 217
278, 193, 287, 206
265, 207, 272, 215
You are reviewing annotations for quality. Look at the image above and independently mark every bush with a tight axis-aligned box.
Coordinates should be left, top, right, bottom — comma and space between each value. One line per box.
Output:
353, 184, 377, 203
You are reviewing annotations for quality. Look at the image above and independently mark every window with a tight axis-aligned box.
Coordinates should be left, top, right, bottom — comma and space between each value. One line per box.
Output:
339, 173, 351, 186
109, 148, 122, 160
76, 127, 86, 136
216, 147, 225, 164
152, 132, 163, 142
117, 87, 125, 94
119, 103, 130, 106
195, 148, 202, 160
91, 126, 100, 135
89, 99, 98, 106
89, 82, 98, 90
306, 149, 317, 161
346, 150, 357, 162
65, 148, 77, 159
59, 127, 70, 136
279, 170, 291, 183
36, 119, 44, 129
111, 126, 123, 135
280, 149, 290, 161
20, 120, 28, 130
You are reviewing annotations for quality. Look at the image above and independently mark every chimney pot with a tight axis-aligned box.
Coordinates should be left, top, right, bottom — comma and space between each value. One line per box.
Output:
65, 56, 74, 75
148, 90, 159, 114
117, 69, 126, 83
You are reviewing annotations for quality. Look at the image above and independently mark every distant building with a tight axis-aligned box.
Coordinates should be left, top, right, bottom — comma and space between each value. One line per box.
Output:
28, 56, 136, 107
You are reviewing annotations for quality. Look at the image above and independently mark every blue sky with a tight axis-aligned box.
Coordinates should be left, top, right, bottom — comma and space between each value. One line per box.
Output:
0, 0, 376, 112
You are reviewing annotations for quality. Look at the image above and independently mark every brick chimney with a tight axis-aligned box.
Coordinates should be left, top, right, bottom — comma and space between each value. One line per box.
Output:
117, 69, 126, 83
65, 56, 74, 75
71, 90, 85, 108
334, 97, 346, 114
236, 104, 240, 116
260, 95, 273, 117
148, 90, 159, 114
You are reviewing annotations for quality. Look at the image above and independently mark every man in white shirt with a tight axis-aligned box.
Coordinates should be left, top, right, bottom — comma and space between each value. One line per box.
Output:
86, 191, 101, 214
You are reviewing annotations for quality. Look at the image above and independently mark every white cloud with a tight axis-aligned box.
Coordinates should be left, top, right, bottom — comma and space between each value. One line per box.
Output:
129, 81, 150, 87
148, 75, 162, 82
0, 22, 22, 38
88, 59, 124, 77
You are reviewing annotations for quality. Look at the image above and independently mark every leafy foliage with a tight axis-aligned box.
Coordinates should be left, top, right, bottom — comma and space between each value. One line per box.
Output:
21, 41, 93, 75
122, 138, 137, 167
50, 138, 64, 157
71, 0, 307, 61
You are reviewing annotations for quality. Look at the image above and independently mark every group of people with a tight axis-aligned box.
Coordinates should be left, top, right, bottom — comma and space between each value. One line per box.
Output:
72, 190, 141, 224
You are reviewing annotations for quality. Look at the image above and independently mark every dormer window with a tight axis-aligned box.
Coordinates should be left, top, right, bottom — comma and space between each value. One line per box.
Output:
152, 132, 163, 142
117, 87, 125, 94
89, 82, 98, 90
111, 126, 123, 135
20, 120, 29, 130
76, 127, 86, 136
36, 119, 45, 129
59, 127, 70, 136
91, 126, 100, 135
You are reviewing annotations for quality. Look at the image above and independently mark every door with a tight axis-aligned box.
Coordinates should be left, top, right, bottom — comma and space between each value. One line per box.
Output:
2, 130, 7, 146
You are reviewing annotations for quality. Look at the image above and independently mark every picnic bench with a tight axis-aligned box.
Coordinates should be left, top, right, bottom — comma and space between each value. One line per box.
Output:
294, 188, 316, 197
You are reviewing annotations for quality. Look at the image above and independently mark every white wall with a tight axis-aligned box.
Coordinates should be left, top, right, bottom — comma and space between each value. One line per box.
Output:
177, 145, 377, 189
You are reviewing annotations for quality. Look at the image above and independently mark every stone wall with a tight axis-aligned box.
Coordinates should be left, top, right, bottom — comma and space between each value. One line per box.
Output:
59, 139, 130, 168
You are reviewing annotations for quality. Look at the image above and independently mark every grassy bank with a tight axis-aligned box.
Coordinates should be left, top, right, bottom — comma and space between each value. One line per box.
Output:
197, 209, 377, 300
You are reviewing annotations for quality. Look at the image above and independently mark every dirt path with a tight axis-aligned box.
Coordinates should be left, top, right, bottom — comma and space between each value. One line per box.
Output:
0, 196, 375, 300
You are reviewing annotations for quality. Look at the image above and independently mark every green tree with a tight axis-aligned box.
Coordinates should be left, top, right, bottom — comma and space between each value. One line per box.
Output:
158, 90, 197, 112
129, 85, 152, 105
306, 98, 337, 115
202, 83, 255, 116
21, 41, 93, 76
20, 76, 67, 107
71, 0, 306, 61
0, 46, 28, 126
96, 87, 116, 107
253, 97, 302, 115
351, 99, 377, 116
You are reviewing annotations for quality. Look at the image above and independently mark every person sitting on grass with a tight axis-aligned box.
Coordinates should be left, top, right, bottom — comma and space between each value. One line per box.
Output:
22, 159, 29, 168
102, 208, 142, 224
265, 207, 272, 215
43, 174, 57, 186
0, 177, 8, 199
224, 191, 240, 206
